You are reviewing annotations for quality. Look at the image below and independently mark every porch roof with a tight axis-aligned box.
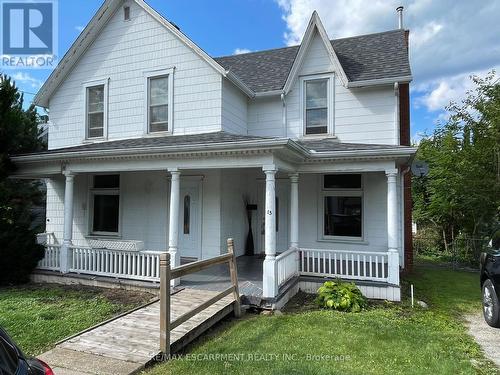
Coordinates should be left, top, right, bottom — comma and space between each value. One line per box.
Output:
11, 131, 416, 164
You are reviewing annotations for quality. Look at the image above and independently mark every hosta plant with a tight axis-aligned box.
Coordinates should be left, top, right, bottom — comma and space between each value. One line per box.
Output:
316, 280, 367, 312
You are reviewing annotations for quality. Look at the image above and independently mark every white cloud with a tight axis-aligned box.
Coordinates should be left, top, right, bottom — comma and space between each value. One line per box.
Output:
75, 25, 85, 32
414, 67, 499, 112
10, 72, 43, 89
233, 48, 252, 55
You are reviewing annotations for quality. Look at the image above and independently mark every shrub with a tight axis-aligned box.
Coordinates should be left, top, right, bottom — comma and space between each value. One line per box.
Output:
315, 280, 367, 312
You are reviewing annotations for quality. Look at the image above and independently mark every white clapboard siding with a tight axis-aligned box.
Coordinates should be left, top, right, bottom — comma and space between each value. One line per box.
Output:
221, 79, 248, 135
48, 0, 223, 150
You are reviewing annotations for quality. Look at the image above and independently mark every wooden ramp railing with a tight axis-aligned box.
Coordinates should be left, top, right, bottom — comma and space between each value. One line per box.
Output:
159, 238, 241, 357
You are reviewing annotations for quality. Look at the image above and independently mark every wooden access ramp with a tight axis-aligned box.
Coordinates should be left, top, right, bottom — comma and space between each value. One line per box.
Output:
39, 240, 241, 375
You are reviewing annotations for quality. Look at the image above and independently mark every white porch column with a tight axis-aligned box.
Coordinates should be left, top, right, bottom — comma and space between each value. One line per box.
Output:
263, 166, 278, 298
289, 173, 299, 249
60, 172, 75, 273
168, 169, 181, 275
386, 169, 400, 285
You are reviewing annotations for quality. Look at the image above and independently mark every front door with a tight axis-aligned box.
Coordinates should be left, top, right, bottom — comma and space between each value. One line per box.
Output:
178, 179, 202, 259
257, 180, 289, 253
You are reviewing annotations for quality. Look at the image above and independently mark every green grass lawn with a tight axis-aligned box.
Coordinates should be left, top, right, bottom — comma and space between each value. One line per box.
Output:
144, 261, 498, 375
0, 284, 153, 356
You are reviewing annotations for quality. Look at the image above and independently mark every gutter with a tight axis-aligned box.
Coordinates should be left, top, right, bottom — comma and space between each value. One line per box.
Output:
347, 75, 413, 88
306, 146, 417, 160
254, 90, 284, 98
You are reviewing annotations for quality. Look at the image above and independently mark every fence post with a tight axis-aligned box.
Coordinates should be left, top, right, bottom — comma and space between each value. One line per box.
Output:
227, 238, 241, 318
159, 252, 171, 359
387, 249, 400, 285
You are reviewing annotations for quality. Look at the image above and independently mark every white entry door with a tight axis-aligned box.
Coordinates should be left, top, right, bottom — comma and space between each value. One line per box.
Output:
178, 179, 202, 259
257, 180, 289, 253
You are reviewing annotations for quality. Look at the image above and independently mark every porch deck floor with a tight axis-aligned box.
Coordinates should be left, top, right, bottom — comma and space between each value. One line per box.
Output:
180, 255, 264, 303
39, 288, 235, 375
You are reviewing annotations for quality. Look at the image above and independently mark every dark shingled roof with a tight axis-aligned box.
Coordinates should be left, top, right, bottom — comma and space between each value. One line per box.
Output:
32, 132, 272, 155
214, 29, 411, 93
19, 132, 411, 157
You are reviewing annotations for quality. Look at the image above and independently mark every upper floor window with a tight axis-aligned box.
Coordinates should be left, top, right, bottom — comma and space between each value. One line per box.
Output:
148, 76, 169, 132
84, 78, 108, 139
86, 85, 104, 138
145, 68, 174, 134
305, 78, 328, 135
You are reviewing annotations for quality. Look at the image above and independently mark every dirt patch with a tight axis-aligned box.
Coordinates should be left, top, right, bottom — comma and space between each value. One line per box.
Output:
281, 290, 318, 313
465, 312, 500, 368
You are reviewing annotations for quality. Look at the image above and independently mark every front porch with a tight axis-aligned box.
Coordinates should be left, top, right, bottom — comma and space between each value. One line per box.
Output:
15, 135, 412, 304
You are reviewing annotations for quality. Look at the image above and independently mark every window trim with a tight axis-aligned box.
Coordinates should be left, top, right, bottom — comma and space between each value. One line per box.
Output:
318, 174, 364, 242
87, 174, 121, 237
83, 78, 109, 141
144, 68, 174, 135
300, 73, 335, 137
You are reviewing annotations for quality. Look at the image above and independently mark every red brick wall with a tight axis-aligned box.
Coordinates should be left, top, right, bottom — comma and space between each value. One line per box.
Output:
399, 82, 413, 271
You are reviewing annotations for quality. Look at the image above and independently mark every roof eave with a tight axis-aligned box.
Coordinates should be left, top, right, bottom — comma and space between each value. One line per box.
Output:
11, 138, 295, 163
347, 75, 413, 88
307, 146, 417, 161
225, 71, 255, 98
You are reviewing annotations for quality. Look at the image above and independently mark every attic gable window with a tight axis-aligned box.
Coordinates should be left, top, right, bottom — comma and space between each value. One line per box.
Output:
145, 68, 174, 134
305, 78, 328, 135
123, 6, 130, 21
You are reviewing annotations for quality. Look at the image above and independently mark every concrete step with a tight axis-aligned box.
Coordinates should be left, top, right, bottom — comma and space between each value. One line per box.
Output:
38, 347, 143, 375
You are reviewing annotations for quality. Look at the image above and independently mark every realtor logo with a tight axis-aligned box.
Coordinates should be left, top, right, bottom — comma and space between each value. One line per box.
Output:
1, 0, 58, 68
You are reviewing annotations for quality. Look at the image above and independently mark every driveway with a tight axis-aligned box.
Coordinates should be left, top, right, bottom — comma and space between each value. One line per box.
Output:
465, 312, 500, 368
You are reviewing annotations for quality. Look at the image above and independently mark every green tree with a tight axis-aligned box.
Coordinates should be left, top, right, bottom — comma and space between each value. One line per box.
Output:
413, 72, 500, 252
0, 74, 45, 285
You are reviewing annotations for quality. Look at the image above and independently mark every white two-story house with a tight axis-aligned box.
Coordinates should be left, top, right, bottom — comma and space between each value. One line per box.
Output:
13, 0, 415, 305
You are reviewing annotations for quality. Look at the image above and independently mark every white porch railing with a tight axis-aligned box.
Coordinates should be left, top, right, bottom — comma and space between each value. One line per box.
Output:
299, 248, 390, 283
38, 244, 61, 271
69, 246, 161, 282
276, 248, 299, 287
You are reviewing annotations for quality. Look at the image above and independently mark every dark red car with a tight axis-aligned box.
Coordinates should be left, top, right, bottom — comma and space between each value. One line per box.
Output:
0, 327, 53, 375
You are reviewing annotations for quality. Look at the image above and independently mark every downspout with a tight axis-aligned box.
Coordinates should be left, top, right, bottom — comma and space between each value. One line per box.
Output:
394, 82, 400, 145
281, 92, 287, 138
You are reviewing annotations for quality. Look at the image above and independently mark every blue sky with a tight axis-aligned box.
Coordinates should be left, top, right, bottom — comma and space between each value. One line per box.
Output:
6, 0, 500, 143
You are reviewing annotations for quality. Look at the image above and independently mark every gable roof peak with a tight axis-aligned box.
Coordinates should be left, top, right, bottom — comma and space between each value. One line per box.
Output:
282, 11, 348, 93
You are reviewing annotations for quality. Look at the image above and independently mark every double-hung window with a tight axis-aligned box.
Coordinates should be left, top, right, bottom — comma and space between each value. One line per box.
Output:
322, 174, 363, 239
305, 78, 328, 135
90, 175, 120, 235
146, 69, 174, 133
85, 80, 108, 139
